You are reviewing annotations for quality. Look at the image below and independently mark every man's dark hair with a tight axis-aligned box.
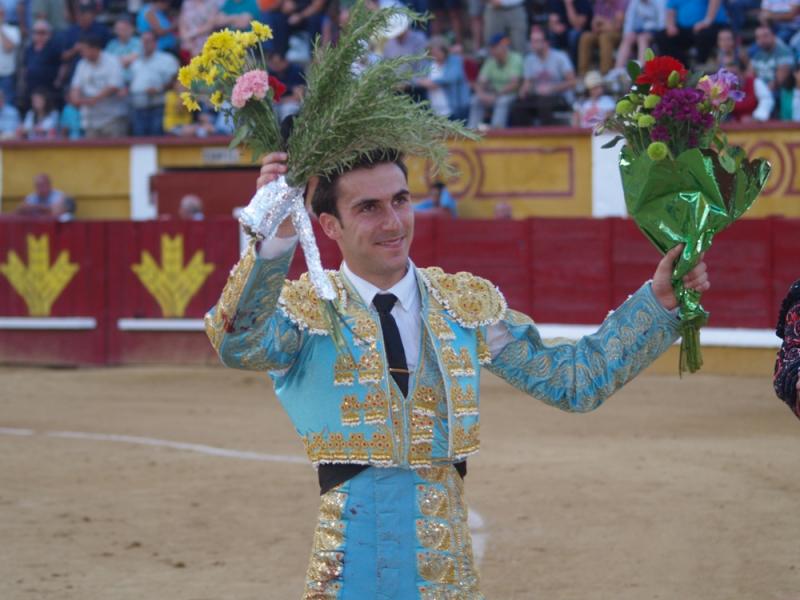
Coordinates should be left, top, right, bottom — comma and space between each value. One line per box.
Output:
81, 33, 105, 49
310, 150, 408, 219
279, 115, 408, 220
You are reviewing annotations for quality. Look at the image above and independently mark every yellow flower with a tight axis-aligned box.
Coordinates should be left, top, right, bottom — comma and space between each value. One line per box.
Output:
202, 65, 218, 86
210, 90, 224, 109
178, 65, 194, 88
180, 91, 201, 112
251, 21, 273, 41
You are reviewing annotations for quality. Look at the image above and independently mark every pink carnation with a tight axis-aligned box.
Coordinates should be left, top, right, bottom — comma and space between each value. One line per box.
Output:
231, 70, 271, 108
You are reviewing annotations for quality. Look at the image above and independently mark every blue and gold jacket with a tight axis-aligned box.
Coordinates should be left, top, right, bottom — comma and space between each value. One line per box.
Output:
205, 242, 680, 468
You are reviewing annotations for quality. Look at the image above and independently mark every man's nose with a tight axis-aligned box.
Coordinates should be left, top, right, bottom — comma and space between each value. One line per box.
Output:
381, 205, 403, 229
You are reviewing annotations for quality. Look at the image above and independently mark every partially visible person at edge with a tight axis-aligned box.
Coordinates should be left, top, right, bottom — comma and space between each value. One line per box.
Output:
414, 180, 457, 217
204, 147, 711, 597
774, 278, 800, 419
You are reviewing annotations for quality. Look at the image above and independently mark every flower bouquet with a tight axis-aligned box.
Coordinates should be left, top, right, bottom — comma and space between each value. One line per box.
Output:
601, 52, 771, 373
178, 4, 476, 302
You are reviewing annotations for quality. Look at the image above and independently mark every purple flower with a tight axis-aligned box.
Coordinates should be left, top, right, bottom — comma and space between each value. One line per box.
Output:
698, 69, 744, 106
651, 124, 670, 142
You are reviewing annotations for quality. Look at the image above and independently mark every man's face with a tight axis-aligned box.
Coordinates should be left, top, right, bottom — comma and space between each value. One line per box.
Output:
319, 163, 413, 287
490, 43, 508, 62
717, 29, 734, 52
80, 43, 100, 62
114, 20, 133, 41
35, 176, 51, 197
756, 27, 774, 50
530, 31, 546, 54
141, 32, 156, 55
78, 10, 95, 29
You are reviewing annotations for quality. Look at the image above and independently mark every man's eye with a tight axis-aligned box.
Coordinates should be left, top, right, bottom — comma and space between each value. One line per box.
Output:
394, 196, 409, 206
360, 204, 375, 212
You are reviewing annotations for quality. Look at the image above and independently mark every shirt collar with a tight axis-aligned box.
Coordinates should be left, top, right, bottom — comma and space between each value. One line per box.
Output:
341, 260, 419, 312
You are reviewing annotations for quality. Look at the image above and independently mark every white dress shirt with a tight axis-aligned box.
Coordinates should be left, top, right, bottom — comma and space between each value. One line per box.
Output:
259, 236, 514, 373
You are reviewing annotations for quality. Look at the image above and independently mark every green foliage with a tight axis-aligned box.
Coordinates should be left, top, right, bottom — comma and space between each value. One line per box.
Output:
286, 0, 478, 187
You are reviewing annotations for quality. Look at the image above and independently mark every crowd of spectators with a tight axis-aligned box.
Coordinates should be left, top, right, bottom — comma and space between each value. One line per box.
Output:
1, 0, 800, 140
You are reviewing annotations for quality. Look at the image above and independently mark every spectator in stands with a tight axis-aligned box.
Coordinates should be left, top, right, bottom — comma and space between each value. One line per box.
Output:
20, 173, 66, 215
494, 201, 513, 218
179, 0, 223, 58
164, 80, 193, 134
429, 0, 463, 46
572, 69, 614, 126
219, 0, 260, 30
483, 0, 528, 54
466, 1, 483, 55
137, 0, 178, 53
179, 194, 204, 219
23, 20, 61, 110
610, 0, 665, 82
383, 21, 428, 76
414, 181, 458, 216
59, 4, 112, 91
0, 89, 20, 138
727, 0, 761, 34
577, 0, 627, 76
751, 24, 793, 97
105, 17, 141, 84
129, 31, 178, 136
60, 101, 82, 138
467, 34, 522, 129
773, 278, 800, 419
708, 26, 739, 70
760, 0, 800, 44
266, 51, 305, 121
30, 0, 67, 31
415, 36, 471, 120
779, 63, 800, 119
726, 58, 774, 121
658, 0, 728, 66
547, 0, 593, 61
262, 0, 327, 57
510, 25, 576, 126
18, 87, 59, 138
69, 35, 128, 138
0, 6, 20, 105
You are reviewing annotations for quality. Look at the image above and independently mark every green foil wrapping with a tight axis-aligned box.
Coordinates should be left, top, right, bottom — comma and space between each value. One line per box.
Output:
619, 146, 771, 374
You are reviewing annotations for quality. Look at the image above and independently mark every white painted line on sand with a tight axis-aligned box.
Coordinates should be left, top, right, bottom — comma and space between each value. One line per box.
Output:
1, 426, 489, 563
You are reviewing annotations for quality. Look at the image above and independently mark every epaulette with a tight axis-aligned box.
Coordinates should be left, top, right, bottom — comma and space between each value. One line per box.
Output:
419, 267, 507, 328
278, 272, 336, 335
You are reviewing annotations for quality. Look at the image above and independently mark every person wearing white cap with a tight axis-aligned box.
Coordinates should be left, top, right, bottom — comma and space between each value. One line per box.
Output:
572, 69, 615, 127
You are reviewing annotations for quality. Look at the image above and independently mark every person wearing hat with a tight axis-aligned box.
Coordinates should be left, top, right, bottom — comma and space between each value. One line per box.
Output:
467, 33, 523, 129
572, 69, 615, 127
509, 25, 576, 127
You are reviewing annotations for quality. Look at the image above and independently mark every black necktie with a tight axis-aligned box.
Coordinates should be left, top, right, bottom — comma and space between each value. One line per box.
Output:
372, 293, 409, 396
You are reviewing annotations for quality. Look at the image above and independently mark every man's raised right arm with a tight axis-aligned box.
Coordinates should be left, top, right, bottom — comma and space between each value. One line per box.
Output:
205, 152, 302, 372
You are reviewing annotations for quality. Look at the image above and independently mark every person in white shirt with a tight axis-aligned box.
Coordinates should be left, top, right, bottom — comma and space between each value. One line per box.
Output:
128, 30, 178, 136
572, 69, 616, 127
0, 5, 20, 105
69, 34, 128, 138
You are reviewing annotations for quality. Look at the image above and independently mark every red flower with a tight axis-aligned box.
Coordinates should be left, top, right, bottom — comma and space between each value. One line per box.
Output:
635, 56, 688, 96
268, 75, 287, 102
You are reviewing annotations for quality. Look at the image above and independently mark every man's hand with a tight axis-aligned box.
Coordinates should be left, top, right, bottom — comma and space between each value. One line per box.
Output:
651, 244, 710, 311
255, 152, 296, 238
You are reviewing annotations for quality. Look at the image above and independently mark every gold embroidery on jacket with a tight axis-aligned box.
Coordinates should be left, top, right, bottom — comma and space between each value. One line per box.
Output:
418, 267, 506, 328
303, 488, 347, 599
205, 243, 256, 352
451, 381, 478, 417
333, 353, 357, 386
304, 427, 393, 465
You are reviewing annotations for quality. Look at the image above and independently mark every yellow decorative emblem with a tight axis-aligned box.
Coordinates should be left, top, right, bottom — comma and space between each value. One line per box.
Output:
0, 234, 79, 316
131, 234, 215, 317
419, 267, 507, 328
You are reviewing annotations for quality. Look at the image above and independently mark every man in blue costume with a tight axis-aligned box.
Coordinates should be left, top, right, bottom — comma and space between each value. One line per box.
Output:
205, 150, 711, 599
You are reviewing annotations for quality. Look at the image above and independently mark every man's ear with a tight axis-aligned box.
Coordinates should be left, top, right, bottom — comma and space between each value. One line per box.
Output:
318, 212, 342, 241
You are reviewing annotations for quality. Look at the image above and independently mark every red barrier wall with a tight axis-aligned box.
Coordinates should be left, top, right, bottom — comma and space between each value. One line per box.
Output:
0, 216, 797, 365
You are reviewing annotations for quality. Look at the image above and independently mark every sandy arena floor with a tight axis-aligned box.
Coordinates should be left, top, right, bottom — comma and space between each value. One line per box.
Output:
1, 366, 798, 600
